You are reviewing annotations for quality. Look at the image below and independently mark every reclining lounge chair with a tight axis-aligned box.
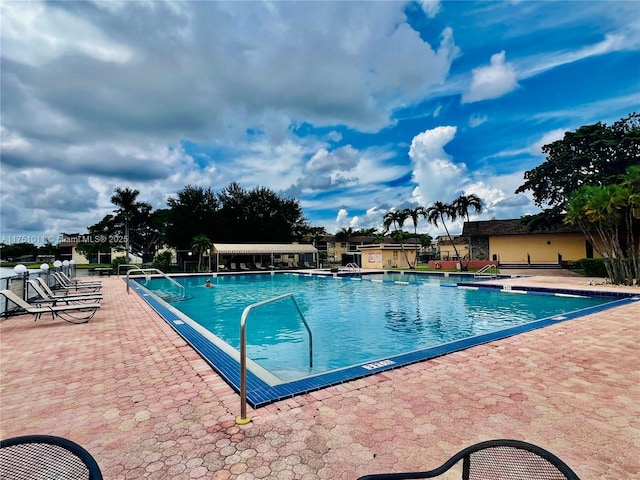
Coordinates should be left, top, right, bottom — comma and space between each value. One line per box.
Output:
27, 280, 102, 305
53, 273, 102, 293
34, 278, 103, 300
56, 271, 103, 287
0, 290, 100, 324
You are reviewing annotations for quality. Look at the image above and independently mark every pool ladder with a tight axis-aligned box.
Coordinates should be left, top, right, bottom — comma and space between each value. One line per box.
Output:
342, 262, 361, 273
237, 293, 313, 425
474, 264, 498, 279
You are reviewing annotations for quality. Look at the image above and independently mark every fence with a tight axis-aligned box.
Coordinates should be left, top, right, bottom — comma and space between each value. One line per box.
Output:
0, 266, 77, 317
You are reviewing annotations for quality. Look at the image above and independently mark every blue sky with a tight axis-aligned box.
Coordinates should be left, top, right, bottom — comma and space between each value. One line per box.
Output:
1, 0, 639, 245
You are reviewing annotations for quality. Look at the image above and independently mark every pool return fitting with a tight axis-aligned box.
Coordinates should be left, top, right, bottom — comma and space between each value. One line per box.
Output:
237, 293, 313, 425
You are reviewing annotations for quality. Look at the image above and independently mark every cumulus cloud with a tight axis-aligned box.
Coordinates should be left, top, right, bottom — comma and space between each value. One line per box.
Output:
419, 0, 442, 18
409, 126, 465, 206
0, 0, 462, 237
305, 146, 360, 174
463, 51, 519, 103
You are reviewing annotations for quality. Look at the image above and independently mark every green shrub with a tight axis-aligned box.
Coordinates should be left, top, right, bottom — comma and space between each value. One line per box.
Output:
579, 258, 607, 277
111, 256, 138, 272
152, 251, 172, 271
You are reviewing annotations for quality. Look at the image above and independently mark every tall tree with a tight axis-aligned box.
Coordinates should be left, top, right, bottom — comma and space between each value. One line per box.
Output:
191, 234, 213, 272
217, 183, 308, 242
110, 187, 151, 263
516, 113, 640, 214
426, 201, 461, 267
166, 186, 219, 249
402, 206, 427, 268
452, 193, 483, 267
382, 210, 411, 267
564, 184, 635, 284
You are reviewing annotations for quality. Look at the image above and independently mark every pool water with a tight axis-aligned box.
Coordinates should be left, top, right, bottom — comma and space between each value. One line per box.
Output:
140, 272, 612, 382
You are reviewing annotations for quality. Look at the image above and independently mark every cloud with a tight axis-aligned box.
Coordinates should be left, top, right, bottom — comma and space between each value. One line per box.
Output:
0, 1, 132, 66
530, 128, 567, 155
305, 146, 360, 175
463, 51, 519, 103
409, 125, 465, 206
469, 114, 488, 128
419, 0, 442, 18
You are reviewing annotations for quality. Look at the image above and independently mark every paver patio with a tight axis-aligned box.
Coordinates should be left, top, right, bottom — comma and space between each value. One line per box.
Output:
1, 275, 638, 479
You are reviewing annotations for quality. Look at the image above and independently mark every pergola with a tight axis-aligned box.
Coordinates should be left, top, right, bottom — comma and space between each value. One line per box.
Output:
211, 243, 318, 272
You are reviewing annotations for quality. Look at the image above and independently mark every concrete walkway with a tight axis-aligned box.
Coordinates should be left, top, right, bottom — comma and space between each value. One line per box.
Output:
1, 275, 638, 479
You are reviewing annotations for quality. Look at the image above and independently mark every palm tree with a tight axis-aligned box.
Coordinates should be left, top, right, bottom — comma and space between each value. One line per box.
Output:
191, 234, 213, 272
111, 187, 145, 263
403, 207, 427, 268
452, 194, 483, 267
382, 210, 411, 267
426, 201, 460, 266
565, 184, 632, 284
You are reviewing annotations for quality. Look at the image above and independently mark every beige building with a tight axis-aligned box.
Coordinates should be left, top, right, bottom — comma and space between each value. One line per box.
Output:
436, 235, 469, 261
463, 219, 600, 265
58, 234, 142, 265
357, 244, 417, 269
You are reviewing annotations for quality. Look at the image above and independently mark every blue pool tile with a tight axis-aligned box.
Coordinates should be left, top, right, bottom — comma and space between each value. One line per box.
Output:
128, 277, 636, 408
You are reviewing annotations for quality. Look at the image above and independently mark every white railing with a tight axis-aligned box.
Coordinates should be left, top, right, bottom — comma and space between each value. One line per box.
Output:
474, 264, 498, 279
342, 263, 360, 273
125, 267, 186, 298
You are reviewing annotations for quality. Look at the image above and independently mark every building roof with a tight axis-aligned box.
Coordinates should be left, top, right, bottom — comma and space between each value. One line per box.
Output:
211, 243, 318, 255
356, 244, 417, 251
462, 219, 583, 236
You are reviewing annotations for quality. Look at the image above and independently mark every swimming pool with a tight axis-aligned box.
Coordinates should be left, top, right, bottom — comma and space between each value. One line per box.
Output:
131, 272, 635, 407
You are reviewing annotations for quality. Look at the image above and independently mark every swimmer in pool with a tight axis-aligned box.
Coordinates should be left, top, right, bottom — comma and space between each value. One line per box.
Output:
204, 280, 213, 288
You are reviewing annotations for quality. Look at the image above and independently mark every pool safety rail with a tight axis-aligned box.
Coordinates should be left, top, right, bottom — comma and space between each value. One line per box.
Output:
125, 268, 186, 299
474, 264, 499, 279
237, 293, 313, 425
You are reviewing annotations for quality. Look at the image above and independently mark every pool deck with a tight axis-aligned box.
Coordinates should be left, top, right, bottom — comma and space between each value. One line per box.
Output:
1, 274, 638, 479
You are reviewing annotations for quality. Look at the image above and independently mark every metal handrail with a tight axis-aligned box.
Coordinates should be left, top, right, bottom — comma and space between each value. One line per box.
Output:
125, 268, 186, 298
117, 264, 140, 276
343, 262, 360, 272
474, 264, 498, 279
237, 293, 313, 424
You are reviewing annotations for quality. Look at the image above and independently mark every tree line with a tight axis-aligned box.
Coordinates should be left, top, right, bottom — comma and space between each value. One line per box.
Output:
5, 113, 637, 285
518, 113, 639, 285
79, 182, 309, 264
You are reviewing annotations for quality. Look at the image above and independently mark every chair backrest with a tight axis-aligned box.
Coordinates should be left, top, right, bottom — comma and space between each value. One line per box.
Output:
357, 439, 580, 480
53, 272, 71, 286
27, 279, 50, 300
0, 435, 103, 480
0, 290, 36, 311
36, 277, 57, 296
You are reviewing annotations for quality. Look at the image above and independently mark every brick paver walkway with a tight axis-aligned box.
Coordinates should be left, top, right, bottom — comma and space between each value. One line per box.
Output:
1, 276, 638, 479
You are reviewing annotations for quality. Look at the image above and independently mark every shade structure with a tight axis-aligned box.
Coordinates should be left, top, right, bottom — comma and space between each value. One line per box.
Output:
211, 243, 318, 272
212, 243, 317, 255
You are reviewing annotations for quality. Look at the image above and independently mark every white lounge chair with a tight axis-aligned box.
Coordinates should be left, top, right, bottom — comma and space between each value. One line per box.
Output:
27, 280, 102, 305
56, 271, 102, 286
0, 290, 100, 323
53, 273, 102, 292
35, 278, 103, 300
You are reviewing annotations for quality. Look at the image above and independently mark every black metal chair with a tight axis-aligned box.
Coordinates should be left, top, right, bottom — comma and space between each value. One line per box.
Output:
357, 439, 580, 480
0, 435, 103, 480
